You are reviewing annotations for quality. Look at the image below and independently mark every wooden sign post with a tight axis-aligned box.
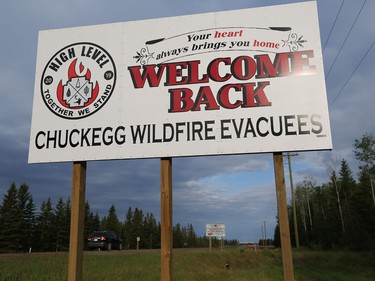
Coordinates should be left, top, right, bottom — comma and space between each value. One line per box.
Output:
160, 158, 173, 281
68, 161, 87, 281
273, 153, 295, 281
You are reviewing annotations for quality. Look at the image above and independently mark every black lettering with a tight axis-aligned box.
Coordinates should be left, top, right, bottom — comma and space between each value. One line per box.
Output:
58, 130, 68, 148
46, 130, 57, 149
69, 129, 80, 147
192, 121, 203, 140
284, 115, 297, 135
221, 119, 232, 139
163, 123, 174, 142
103, 127, 113, 145
152, 124, 162, 143
115, 126, 126, 145
80, 128, 91, 147
256, 117, 269, 137
297, 114, 310, 135
311, 114, 323, 134
92, 127, 101, 146
176, 122, 185, 142
205, 120, 215, 140
244, 118, 256, 138
270, 116, 283, 136
232, 118, 244, 138
35, 131, 46, 149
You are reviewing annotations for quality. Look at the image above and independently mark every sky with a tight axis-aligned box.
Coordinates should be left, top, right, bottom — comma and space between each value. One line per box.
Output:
0, 0, 374, 242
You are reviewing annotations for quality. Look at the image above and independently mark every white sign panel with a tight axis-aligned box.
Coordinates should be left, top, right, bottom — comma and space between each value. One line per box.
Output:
29, 2, 332, 163
206, 224, 226, 237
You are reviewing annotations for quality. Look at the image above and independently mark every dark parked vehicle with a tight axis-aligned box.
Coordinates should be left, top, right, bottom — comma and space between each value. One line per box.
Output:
87, 231, 123, 250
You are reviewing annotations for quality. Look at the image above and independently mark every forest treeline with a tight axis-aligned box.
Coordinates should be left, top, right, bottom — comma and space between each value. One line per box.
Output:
274, 133, 375, 250
0, 184, 237, 253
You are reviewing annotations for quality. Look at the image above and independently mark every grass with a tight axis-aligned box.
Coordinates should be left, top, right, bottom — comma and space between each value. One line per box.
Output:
0, 248, 374, 281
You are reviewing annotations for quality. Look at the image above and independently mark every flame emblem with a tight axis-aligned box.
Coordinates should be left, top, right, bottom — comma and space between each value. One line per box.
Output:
57, 59, 99, 108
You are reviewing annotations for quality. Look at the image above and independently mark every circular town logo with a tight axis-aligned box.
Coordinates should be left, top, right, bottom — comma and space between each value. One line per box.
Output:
41, 42, 116, 119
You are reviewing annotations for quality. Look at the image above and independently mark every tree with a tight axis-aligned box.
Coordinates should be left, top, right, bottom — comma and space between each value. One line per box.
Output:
54, 197, 70, 251
123, 207, 133, 249
354, 133, 375, 172
173, 223, 184, 248
295, 177, 316, 245
0, 183, 20, 251
132, 208, 144, 248
0, 183, 35, 252
17, 184, 36, 252
37, 198, 55, 251
339, 159, 356, 199
187, 223, 197, 247
352, 133, 375, 249
329, 169, 345, 234
101, 205, 121, 235
354, 133, 375, 207
84, 201, 100, 242
143, 212, 158, 249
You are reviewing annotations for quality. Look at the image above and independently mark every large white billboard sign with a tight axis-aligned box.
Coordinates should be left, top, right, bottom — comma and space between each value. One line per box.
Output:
29, 2, 332, 163
206, 224, 226, 237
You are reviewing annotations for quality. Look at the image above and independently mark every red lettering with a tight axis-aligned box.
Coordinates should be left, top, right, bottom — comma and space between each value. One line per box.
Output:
192, 86, 220, 111
128, 64, 166, 88
231, 56, 257, 80
242, 81, 271, 107
254, 51, 316, 78
168, 88, 194, 112
164, 62, 188, 86
290, 50, 316, 75
255, 53, 291, 78
187, 60, 209, 84
128, 51, 315, 88
169, 82, 271, 113
217, 84, 243, 109
207, 57, 232, 82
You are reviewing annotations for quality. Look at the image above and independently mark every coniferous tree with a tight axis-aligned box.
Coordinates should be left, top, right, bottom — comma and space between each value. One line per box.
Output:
102, 204, 121, 235
0, 183, 21, 251
187, 223, 197, 247
143, 212, 157, 249
37, 198, 55, 251
173, 223, 183, 248
0, 183, 35, 252
64, 197, 71, 247
54, 197, 70, 251
132, 208, 144, 248
84, 201, 94, 240
123, 207, 133, 249
17, 184, 36, 252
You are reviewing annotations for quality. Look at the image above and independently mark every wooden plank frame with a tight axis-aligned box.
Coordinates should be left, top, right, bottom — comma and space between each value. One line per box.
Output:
273, 153, 295, 281
160, 157, 173, 281
68, 161, 87, 281
64, 156, 296, 281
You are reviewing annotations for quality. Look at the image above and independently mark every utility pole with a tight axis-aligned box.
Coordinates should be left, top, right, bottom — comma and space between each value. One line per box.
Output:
286, 152, 300, 248
263, 221, 267, 246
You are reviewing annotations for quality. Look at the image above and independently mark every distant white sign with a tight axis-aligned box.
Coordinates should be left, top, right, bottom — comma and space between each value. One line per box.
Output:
206, 224, 226, 237
29, 1, 332, 163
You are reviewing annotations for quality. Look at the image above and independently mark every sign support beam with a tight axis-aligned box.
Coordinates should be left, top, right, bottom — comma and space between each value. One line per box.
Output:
68, 161, 87, 281
273, 152, 295, 281
160, 157, 173, 281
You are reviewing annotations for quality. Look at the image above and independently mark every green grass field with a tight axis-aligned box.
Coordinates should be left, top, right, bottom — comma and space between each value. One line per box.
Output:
0, 248, 374, 281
